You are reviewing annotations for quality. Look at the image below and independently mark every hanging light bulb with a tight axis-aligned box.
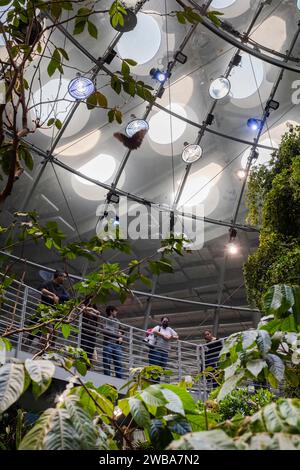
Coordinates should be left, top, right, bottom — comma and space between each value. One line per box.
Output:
237, 169, 247, 179
68, 76, 95, 100
209, 77, 231, 100
181, 143, 203, 164
227, 242, 239, 255
125, 117, 149, 137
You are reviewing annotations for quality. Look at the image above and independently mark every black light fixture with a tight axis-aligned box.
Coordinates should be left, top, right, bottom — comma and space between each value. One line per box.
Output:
104, 49, 117, 65
106, 191, 120, 204
174, 51, 188, 64
267, 99, 280, 111
232, 53, 242, 67
206, 113, 214, 126
227, 227, 239, 255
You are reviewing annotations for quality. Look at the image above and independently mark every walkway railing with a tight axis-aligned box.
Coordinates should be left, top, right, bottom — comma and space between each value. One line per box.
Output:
0, 277, 227, 397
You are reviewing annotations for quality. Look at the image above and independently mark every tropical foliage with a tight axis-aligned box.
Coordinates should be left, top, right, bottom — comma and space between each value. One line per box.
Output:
244, 126, 300, 308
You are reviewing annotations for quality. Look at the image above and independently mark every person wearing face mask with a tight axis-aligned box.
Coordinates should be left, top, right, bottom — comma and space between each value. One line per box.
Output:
148, 316, 179, 369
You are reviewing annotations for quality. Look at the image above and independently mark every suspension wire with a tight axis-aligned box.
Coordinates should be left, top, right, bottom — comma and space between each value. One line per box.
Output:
249, 55, 274, 149
165, 0, 176, 196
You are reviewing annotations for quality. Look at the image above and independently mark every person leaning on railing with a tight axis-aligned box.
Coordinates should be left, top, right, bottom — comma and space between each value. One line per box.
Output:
102, 305, 124, 379
203, 329, 223, 389
24, 270, 70, 350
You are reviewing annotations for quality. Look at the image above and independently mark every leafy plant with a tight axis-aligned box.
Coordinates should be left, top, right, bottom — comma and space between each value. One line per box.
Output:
168, 398, 300, 450
218, 387, 276, 420
244, 126, 300, 308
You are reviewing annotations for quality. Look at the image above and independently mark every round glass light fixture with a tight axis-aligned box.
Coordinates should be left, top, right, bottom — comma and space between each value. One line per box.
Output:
182, 143, 203, 164
209, 77, 231, 100
68, 76, 94, 100
125, 118, 149, 137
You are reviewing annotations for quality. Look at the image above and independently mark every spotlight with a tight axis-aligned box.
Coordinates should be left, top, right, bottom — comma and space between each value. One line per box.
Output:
106, 191, 120, 204
206, 113, 214, 126
125, 117, 149, 137
182, 143, 203, 164
150, 68, 170, 84
113, 216, 120, 226
229, 227, 237, 242
227, 242, 239, 255
174, 51, 188, 64
247, 118, 262, 131
237, 169, 247, 179
209, 77, 231, 100
104, 49, 117, 64
267, 99, 280, 111
232, 53, 242, 67
68, 76, 94, 100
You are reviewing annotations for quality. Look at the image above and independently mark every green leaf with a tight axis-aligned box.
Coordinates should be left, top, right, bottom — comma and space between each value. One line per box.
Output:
167, 417, 191, 436
47, 118, 55, 126
64, 398, 98, 449
86, 92, 98, 110
96, 91, 108, 108
57, 48, 69, 61
160, 387, 185, 416
149, 419, 173, 449
242, 330, 258, 349
140, 274, 152, 287
217, 371, 244, 401
0, 363, 25, 412
263, 285, 295, 317
19, 147, 34, 171
25, 359, 55, 398
257, 330, 272, 355
246, 359, 267, 378
121, 60, 130, 78
128, 397, 151, 428
124, 58, 137, 66
61, 324, 71, 339
87, 20, 98, 39
55, 119, 62, 130
74, 360, 87, 377
0, 0, 12, 5
115, 110, 122, 124
107, 109, 115, 123
19, 408, 80, 450
160, 385, 196, 414
168, 429, 237, 450
266, 354, 285, 382
140, 386, 167, 409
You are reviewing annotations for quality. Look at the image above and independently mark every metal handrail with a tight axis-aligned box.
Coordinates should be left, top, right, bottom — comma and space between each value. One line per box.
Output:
0, 276, 274, 399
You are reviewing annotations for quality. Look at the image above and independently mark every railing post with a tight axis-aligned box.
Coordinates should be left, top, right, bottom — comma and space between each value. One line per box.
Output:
17, 286, 28, 357
128, 327, 133, 371
196, 345, 202, 400
177, 341, 182, 381
201, 344, 208, 401
77, 315, 82, 348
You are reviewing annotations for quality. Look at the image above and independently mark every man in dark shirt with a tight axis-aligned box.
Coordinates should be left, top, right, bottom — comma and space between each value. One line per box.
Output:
40, 271, 69, 305
102, 305, 124, 379
203, 329, 223, 390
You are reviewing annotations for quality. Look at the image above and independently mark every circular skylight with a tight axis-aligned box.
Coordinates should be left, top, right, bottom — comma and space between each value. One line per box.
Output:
148, 104, 187, 145
75, 154, 116, 185
211, 0, 237, 7
230, 53, 264, 99
117, 13, 161, 64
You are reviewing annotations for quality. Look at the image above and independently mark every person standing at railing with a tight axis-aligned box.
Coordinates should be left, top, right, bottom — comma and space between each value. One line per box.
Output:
24, 271, 70, 350
102, 305, 124, 379
203, 329, 223, 389
79, 301, 100, 364
149, 316, 179, 372
40, 271, 69, 305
